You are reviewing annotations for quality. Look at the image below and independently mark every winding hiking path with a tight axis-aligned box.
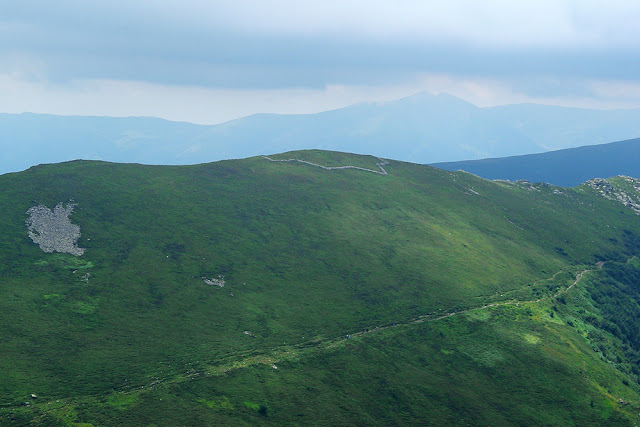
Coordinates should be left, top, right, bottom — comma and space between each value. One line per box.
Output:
22, 264, 599, 413
146, 266, 598, 383
262, 155, 390, 175
420, 267, 592, 323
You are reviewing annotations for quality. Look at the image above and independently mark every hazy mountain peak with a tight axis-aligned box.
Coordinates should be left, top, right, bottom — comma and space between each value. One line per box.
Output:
393, 91, 478, 109
2, 95, 640, 175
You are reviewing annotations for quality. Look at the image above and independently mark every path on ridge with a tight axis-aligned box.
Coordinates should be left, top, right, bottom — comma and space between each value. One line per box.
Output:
262, 155, 390, 175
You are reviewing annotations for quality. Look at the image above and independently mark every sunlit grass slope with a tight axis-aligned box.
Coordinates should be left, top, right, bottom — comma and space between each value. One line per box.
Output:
2, 150, 640, 425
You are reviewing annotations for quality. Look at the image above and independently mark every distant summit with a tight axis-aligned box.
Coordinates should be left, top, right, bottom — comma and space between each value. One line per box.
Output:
393, 91, 478, 109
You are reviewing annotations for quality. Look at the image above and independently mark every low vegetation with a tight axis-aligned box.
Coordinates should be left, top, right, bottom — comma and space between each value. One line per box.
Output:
2, 150, 640, 425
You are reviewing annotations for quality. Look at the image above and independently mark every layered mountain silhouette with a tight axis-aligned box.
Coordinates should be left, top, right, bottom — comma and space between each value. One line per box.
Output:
434, 137, 640, 187
2, 92, 640, 175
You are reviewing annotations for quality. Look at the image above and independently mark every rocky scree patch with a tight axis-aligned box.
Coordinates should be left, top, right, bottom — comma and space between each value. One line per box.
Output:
26, 202, 85, 256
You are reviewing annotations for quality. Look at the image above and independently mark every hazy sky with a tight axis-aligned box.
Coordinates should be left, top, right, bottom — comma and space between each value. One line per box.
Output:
1, 0, 639, 124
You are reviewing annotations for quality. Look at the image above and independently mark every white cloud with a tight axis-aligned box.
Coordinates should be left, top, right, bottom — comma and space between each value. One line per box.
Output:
1, 1, 638, 93
0, 1, 638, 121
152, 0, 640, 47
588, 80, 640, 102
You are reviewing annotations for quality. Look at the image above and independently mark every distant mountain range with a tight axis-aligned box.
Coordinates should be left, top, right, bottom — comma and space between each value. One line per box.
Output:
433, 137, 640, 187
2, 92, 640, 175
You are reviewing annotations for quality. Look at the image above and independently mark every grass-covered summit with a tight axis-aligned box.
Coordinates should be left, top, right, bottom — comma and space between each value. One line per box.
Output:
3, 150, 640, 425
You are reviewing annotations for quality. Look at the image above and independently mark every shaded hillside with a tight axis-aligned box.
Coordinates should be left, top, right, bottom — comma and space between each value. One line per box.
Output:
434, 137, 640, 187
3, 94, 640, 174
2, 151, 640, 424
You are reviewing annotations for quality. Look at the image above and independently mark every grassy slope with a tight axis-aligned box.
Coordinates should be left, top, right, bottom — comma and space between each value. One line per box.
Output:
1, 150, 640, 425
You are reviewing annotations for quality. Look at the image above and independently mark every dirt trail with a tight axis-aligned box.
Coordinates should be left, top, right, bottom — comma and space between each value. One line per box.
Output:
26, 266, 597, 412
262, 155, 389, 175
195, 266, 595, 378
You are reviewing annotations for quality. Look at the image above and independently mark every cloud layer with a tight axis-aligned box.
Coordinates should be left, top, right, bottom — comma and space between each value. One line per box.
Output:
1, 0, 639, 122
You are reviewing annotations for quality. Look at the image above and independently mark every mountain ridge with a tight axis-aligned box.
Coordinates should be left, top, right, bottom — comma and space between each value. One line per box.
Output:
433, 137, 640, 187
3, 150, 640, 424
3, 93, 640, 174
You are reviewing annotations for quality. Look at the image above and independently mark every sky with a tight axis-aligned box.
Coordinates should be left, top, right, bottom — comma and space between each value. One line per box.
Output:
1, 0, 639, 124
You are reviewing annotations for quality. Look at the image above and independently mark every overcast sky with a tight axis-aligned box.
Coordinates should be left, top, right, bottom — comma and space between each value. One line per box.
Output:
1, 0, 639, 124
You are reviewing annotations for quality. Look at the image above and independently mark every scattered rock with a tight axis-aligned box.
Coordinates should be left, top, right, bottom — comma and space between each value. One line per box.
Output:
515, 180, 540, 192
587, 178, 640, 215
587, 178, 614, 195
203, 276, 225, 287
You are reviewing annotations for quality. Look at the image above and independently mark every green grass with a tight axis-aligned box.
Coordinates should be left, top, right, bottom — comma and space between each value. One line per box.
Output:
16, 302, 638, 425
1, 150, 640, 424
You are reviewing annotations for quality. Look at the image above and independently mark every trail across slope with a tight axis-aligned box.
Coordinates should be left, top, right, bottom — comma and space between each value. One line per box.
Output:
23, 264, 596, 414
262, 155, 390, 175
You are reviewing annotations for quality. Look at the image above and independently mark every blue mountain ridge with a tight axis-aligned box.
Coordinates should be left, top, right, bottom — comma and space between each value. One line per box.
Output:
433, 137, 640, 187
2, 92, 640, 175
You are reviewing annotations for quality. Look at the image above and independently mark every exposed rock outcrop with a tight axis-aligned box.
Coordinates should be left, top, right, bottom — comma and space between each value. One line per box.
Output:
586, 177, 640, 215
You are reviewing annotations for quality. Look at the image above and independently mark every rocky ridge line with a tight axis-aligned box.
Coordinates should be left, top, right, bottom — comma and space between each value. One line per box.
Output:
587, 176, 640, 215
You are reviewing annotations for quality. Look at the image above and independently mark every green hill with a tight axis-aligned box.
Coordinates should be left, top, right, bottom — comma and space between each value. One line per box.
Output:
3, 150, 640, 425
